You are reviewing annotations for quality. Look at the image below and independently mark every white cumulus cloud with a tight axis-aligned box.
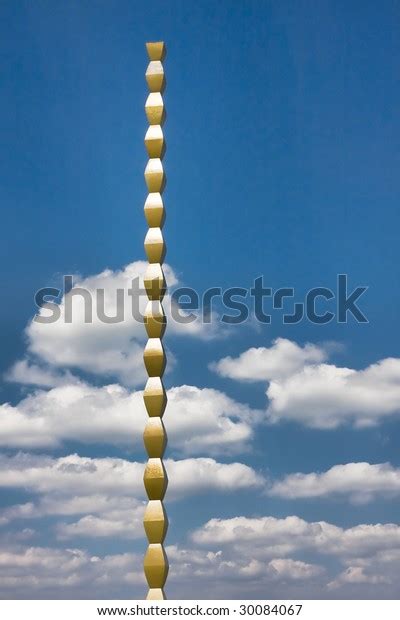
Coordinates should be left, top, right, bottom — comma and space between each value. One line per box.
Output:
0, 453, 264, 500
267, 358, 400, 428
212, 339, 400, 429
0, 382, 259, 454
211, 338, 327, 382
0, 453, 265, 541
22, 261, 218, 387
268, 462, 400, 503
192, 514, 400, 560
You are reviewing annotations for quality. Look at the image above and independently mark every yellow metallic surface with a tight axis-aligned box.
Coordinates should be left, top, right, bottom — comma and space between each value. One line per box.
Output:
143, 544, 169, 589
144, 227, 166, 264
144, 418, 167, 458
146, 41, 166, 62
144, 125, 165, 159
145, 158, 165, 193
143, 458, 167, 500
143, 263, 166, 300
144, 193, 165, 228
144, 300, 166, 338
143, 500, 168, 543
146, 61, 165, 93
143, 40, 168, 601
143, 377, 167, 417
145, 93, 165, 125
143, 338, 166, 377
146, 588, 166, 600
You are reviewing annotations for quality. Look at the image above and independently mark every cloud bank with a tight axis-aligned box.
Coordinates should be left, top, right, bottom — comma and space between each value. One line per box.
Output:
212, 338, 400, 428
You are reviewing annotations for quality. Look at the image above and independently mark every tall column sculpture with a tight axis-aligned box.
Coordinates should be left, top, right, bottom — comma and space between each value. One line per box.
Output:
142, 41, 169, 601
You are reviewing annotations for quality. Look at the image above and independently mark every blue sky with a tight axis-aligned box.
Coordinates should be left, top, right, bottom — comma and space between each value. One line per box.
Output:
1, 0, 400, 599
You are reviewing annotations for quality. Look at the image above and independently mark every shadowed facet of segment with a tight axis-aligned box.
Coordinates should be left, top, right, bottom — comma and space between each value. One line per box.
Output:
146, 41, 166, 62
146, 61, 165, 93
144, 193, 165, 228
143, 500, 168, 543
143, 418, 167, 458
143, 263, 166, 300
144, 227, 166, 264
145, 159, 165, 193
143, 377, 167, 417
144, 300, 166, 338
143, 458, 168, 500
144, 544, 169, 589
145, 125, 165, 159
143, 338, 166, 377
145, 93, 165, 125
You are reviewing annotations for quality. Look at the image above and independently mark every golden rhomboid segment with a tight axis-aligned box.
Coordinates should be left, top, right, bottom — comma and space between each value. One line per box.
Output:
143, 41, 169, 601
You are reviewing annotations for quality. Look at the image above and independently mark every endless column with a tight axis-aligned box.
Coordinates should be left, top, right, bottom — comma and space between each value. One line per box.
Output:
142, 41, 169, 601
